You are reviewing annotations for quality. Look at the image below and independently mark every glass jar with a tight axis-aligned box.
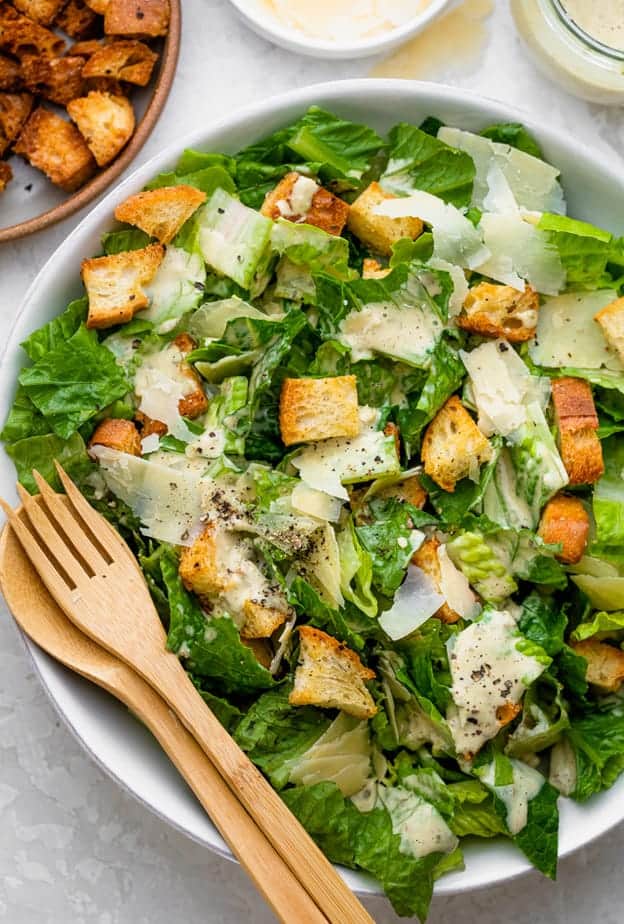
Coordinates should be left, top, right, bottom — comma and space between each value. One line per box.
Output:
511, 0, 624, 105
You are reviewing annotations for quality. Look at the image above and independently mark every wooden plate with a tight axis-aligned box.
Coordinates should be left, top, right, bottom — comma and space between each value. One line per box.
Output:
0, 0, 181, 244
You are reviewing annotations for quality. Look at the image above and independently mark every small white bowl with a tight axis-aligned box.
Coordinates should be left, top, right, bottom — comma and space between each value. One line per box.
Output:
227, 0, 454, 59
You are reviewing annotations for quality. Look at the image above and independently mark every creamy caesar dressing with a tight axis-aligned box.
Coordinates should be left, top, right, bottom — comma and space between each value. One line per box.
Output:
213, 529, 287, 624
186, 427, 227, 460
447, 609, 547, 755
339, 302, 442, 364
529, 289, 623, 371
263, 0, 432, 42
549, 736, 577, 796
134, 345, 199, 442
277, 175, 319, 217
377, 787, 459, 858
478, 758, 544, 834
562, 1, 624, 51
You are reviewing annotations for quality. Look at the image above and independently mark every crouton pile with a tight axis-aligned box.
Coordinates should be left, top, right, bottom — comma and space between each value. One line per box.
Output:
0, 0, 169, 196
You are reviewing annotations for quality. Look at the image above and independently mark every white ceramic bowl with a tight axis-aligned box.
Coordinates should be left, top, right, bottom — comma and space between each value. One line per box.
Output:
3, 79, 624, 902
227, 0, 453, 59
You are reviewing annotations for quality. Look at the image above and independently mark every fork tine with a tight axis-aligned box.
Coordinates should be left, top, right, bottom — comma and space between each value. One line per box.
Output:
54, 462, 138, 568
17, 487, 88, 586
32, 470, 110, 573
0, 498, 75, 605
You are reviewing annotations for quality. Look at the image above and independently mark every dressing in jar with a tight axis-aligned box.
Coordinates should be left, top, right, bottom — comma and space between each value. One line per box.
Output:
511, 0, 624, 104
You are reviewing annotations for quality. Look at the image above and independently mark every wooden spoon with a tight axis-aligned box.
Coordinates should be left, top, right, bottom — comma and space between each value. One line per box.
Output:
0, 497, 330, 924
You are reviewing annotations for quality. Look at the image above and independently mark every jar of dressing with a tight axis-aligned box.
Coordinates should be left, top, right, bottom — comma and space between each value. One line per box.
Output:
511, 0, 624, 104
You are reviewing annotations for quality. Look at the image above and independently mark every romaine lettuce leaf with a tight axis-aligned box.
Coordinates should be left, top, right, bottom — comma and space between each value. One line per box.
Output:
381, 123, 475, 207
421, 435, 501, 527
1, 385, 51, 444
337, 517, 377, 618
20, 297, 87, 363
480, 122, 543, 158
102, 228, 152, 255
567, 710, 624, 802
287, 107, 384, 185
6, 431, 90, 494
570, 610, 624, 642
512, 780, 559, 879
287, 575, 366, 651
592, 437, 624, 547
518, 592, 566, 656
538, 213, 614, 290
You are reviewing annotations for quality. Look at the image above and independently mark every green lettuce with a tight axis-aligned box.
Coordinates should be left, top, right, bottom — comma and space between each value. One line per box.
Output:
446, 531, 517, 604
538, 213, 614, 289
101, 228, 152, 255
567, 710, 624, 802
337, 517, 377, 618
512, 781, 559, 879
287, 575, 366, 651
592, 437, 624, 548
571, 611, 624, 642
447, 780, 506, 838
20, 297, 87, 363
287, 106, 384, 185
480, 122, 543, 158
518, 592, 567, 656
381, 123, 475, 207
6, 431, 90, 494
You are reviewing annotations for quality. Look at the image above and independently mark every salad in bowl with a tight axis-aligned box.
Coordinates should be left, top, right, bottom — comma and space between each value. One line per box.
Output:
5, 103, 624, 920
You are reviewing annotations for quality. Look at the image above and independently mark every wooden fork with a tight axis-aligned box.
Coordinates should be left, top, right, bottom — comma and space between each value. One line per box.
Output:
1, 466, 374, 924
0, 496, 329, 924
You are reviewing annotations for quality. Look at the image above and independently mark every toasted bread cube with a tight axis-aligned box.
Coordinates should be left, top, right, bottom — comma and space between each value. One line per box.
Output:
104, 0, 170, 37
551, 377, 604, 485
0, 91, 33, 156
69, 38, 107, 57
289, 626, 377, 720
279, 375, 360, 447
538, 494, 590, 564
347, 181, 423, 257
421, 396, 493, 493
14, 106, 95, 190
54, 0, 99, 38
12, 0, 66, 25
82, 243, 164, 328
82, 39, 158, 85
571, 639, 624, 693
0, 160, 12, 191
496, 702, 522, 727
261, 171, 349, 237
241, 601, 287, 640
457, 282, 539, 343
595, 297, 624, 364
411, 537, 461, 624
67, 90, 134, 166
376, 474, 427, 509
0, 55, 22, 91
362, 257, 390, 280
179, 524, 226, 596
242, 637, 273, 670
135, 410, 167, 438
20, 54, 86, 105
0, 6, 66, 58
170, 333, 208, 419
84, 0, 110, 13
88, 418, 141, 456
114, 185, 206, 244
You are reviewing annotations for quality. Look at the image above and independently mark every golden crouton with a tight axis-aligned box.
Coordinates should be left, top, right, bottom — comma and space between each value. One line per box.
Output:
242, 637, 273, 670
457, 282, 539, 343
421, 396, 493, 493
496, 702, 522, 727
81, 243, 164, 329
538, 494, 590, 564
376, 474, 427, 510
82, 39, 158, 85
0, 6, 66, 59
169, 333, 208, 419
0, 55, 21, 91
0, 91, 33, 156
12, 0, 66, 25
69, 38, 107, 56
179, 524, 226, 596
240, 600, 287, 640
104, 0, 170, 37
14, 106, 96, 191
595, 296, 624, 364
67, 91, 134, 166
54, 0, 100, 38
20, 55, 86, 105
289, 626, 377, 720
88, 418, 142, 456
261, 171, 350, 237
362, 257, 390, 280
84, 0, 110, 13
551, 377, 604, 485
571, 639, 624, 693
279, 375, 360, 447
347, 181, 423, 257
135, 410, 167, 438
411, 538, 461, 624
114, 185, 206, 244
0, 159, 12, 191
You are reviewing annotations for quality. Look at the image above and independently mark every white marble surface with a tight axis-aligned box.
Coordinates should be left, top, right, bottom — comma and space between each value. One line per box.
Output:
1, 1, 624, 921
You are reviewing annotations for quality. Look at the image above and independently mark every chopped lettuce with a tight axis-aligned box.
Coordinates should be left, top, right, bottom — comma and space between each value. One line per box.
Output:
571, 611, 624, 642
287, 106, 384, 185
446, 532, 517, 603
337, 517, 377, 619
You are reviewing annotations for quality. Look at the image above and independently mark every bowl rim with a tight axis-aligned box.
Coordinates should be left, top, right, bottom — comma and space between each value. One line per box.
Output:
4, 77, 624, 901
226, 0, 453, 58
0, 0, 181, 245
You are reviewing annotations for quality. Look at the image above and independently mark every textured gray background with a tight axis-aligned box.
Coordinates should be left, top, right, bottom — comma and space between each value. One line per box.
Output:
2, 1, 624, 921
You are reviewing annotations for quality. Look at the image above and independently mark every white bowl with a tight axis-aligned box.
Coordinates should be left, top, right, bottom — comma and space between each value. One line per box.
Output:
227, 0, 453, 59
3, 79, 624, 902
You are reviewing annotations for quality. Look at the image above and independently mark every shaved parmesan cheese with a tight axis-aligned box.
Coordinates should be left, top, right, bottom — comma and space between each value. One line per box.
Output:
460, 340, 548, 437
529, 289, 623, 371
374, 191, 490, 270
140, 433, 160, 454
134, 346, 199, 443
186, 428, 226, 459
438, 126, 565, 214
290, 175, 319, 215
378, 564, 442, 641
339, 300, 442, 365
482, 164, 518, 215
437, 544, 480, 620
91, 446, 206, 545
299, 522, 344, 609
477, 212, 565, 295
142, 246, 206, 332
288, 713, 371, 798
291, 482, 343, 522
